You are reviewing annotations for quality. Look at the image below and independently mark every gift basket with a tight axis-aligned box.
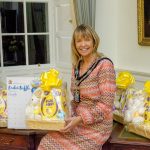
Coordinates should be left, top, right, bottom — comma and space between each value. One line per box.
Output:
26, 68, 69, 131
124, 88, 145, 125
113, 71, 135, 124
126, 81, 150, 139
0, 88, 7, 127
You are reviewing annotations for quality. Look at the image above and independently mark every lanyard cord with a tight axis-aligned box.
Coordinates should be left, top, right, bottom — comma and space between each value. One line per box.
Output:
75, 57, 113, 86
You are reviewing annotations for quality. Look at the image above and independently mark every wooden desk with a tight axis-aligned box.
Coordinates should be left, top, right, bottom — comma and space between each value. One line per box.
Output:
0, 128, 34, 150
0, 128, 47, 150
109, 123, 150, 150
0, 123, 150, 150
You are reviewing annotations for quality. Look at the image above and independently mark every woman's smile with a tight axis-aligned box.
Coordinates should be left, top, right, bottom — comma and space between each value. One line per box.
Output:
75, 37, 94, 57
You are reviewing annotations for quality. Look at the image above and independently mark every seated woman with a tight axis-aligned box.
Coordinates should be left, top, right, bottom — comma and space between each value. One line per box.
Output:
38, 24, 116, 150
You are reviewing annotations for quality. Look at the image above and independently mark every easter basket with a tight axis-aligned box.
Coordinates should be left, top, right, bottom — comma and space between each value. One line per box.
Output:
127, 123, 150, 139
0, 90, 7, 127
113, 72, 135, 124
26, 69, 69, 131
26, 119, 66, 131
113, 112, 124, 124
126, 81, 150, 139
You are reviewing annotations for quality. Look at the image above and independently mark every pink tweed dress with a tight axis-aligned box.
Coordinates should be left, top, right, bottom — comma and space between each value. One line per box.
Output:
38, 58, 116, 150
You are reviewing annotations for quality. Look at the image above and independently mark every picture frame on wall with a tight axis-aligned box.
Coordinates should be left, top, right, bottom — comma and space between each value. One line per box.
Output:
138, 0, 150, 45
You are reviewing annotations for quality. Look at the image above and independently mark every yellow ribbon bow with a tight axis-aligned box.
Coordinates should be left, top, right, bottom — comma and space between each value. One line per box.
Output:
40, 68, 62, 91
144, 81, 150, 95
116, 71, 135, 89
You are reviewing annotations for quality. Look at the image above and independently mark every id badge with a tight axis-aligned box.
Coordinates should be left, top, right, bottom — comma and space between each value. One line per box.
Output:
74, 89, 80, 103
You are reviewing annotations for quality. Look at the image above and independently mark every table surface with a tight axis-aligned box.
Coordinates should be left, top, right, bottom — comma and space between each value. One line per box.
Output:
110, 122, 150, 146
1, 122, 150, 150
0, 127, 48, 135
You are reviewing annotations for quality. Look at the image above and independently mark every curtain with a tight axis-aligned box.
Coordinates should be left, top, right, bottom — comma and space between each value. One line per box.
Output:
72, 0, 96, 28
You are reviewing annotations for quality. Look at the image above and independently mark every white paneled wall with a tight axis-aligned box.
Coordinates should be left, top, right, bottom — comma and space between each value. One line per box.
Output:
54, 0, 73, 69
95, 0, 150, 89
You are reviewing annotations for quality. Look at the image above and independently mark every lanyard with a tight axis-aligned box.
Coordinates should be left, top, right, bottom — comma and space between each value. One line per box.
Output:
73, 57, 112, 103
75, 57, 112, 86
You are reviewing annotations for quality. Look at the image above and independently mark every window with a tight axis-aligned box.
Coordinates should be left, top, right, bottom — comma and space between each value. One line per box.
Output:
0, 1, 50, 67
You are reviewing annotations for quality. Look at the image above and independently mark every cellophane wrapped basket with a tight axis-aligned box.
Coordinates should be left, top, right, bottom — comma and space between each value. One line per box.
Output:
113, 71, 135, 124
0, 88, 7, 127
127, 123, 150, 139
26, 69, 69, 131
126, 81, 150, 139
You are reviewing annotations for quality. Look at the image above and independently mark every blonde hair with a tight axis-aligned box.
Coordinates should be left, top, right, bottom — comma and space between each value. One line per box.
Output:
71, 24, 101, 67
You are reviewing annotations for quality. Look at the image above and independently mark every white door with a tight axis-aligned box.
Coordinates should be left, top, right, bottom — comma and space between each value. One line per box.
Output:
54, 0, 74, 69
54, 0, 74, 97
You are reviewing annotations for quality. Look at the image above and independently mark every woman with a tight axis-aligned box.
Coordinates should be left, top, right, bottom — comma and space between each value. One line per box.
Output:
38, 24, 116, 150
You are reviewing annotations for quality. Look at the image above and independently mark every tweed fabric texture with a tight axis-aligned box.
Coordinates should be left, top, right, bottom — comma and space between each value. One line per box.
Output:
38, 58, 116, 150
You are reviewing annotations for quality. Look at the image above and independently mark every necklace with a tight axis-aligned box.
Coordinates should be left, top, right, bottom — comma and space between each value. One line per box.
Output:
74, 56, 102, 103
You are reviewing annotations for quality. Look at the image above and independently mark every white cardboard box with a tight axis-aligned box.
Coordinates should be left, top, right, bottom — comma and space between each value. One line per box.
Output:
7, 77, 36, 129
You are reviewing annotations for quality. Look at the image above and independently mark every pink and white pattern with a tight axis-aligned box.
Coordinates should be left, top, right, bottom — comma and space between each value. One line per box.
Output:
38, 58, 116, 150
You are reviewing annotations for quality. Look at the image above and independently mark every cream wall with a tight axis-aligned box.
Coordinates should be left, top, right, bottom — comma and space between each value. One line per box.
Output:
95, 0, 150, 75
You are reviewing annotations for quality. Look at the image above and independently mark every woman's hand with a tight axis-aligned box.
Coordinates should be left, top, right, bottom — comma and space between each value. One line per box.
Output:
60, 116, 83, 132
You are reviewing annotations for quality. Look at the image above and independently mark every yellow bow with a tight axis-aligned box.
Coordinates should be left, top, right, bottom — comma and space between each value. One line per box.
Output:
144, 81, 150, 95
116, 71, 135, 89
40, 68, 62, 91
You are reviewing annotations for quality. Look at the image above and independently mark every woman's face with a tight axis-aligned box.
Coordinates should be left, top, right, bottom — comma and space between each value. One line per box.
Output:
75, 34, 94, 58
